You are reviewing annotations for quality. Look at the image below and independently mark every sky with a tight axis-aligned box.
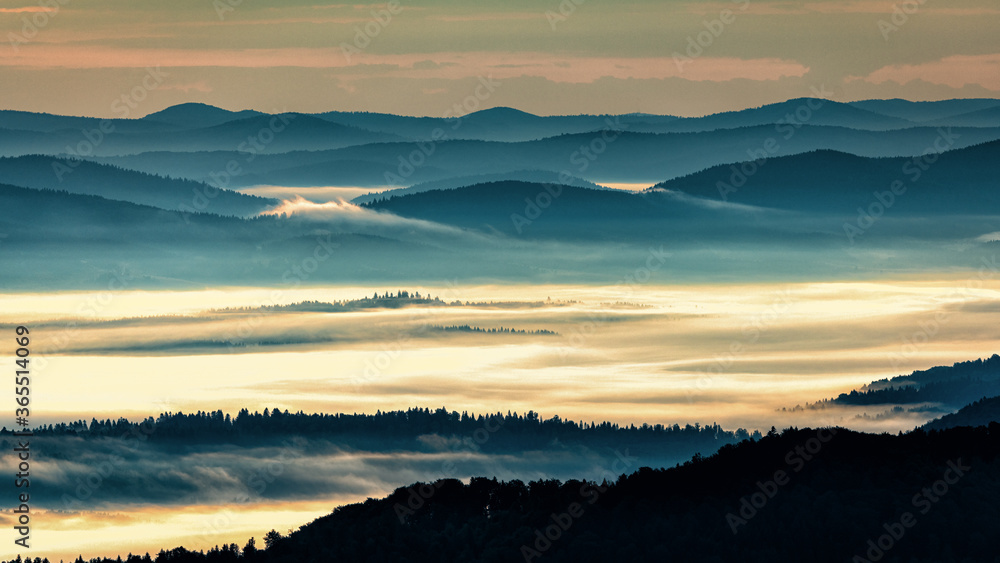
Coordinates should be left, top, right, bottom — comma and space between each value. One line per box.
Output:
1, 0, 998, 118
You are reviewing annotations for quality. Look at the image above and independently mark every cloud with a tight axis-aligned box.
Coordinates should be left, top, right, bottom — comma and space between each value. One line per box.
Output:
15, 433, 652, 510
159, 81, 214, 93
850, 54, 1000, 92
260, 196, 480, 238
0, 6, 56, 12
1, 45, 808, 83
690, 1, 1000, 15
427, 12, 542, 22
650, 188, 787, 213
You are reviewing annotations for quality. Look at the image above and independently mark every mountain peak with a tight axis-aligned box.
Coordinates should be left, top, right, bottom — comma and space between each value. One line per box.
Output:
141, 103, 264, 127
465, 106, 539, 119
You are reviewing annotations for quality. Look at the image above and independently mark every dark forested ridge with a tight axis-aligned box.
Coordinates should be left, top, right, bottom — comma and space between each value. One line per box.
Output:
0, 407, 756, 453
213, 292, 576, 314
20, 424, 1000, 563
924, 395, 1000, 430
794, 354, 1000, 410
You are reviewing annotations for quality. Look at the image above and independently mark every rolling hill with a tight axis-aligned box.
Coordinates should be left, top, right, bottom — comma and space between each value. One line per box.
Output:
350, 170, 611, 204
86, 124, 1000, 188
0, 155, 276, 215
651, 141, 1000, 215
848, 98, 1000, 123
141, 102, 265, 128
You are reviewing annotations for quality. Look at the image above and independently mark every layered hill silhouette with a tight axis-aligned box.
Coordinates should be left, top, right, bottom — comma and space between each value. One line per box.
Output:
0, 113, 403, 157
361, 180, 715, 240
315, 106, 638, 142
5, 97, 998, 141
3, 97, 999, 288
0, 155, 275, 215
356, 139, 1000, 241
926, 105, 1000, 128
86, 124, 1000, 188
0, 184, 431, 288
4, 98, 1000, 187
847, 98, 1000, 123
2, 183, 647, 288
632, 98, 915, 133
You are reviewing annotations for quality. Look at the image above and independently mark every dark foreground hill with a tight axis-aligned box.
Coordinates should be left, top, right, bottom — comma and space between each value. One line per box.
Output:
39, 424, 1000, 563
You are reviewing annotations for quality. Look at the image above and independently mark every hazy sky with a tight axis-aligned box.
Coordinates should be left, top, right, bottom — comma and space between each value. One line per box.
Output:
1, 0, 998, 117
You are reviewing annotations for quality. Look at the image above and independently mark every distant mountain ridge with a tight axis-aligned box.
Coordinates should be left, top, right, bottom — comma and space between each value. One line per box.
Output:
81, 124, 1000, 188
847, 98, 1000, 122
3, 97, 999, 289
2, 97, 999, 155
141, 102, 265, 128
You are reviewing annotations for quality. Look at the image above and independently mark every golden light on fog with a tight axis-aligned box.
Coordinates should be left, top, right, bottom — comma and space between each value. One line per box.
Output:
6, 279, 997, 432
0, 501, 352, 561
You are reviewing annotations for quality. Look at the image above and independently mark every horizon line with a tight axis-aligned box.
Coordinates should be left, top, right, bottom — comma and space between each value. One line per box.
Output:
3, 95, 1000, 122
